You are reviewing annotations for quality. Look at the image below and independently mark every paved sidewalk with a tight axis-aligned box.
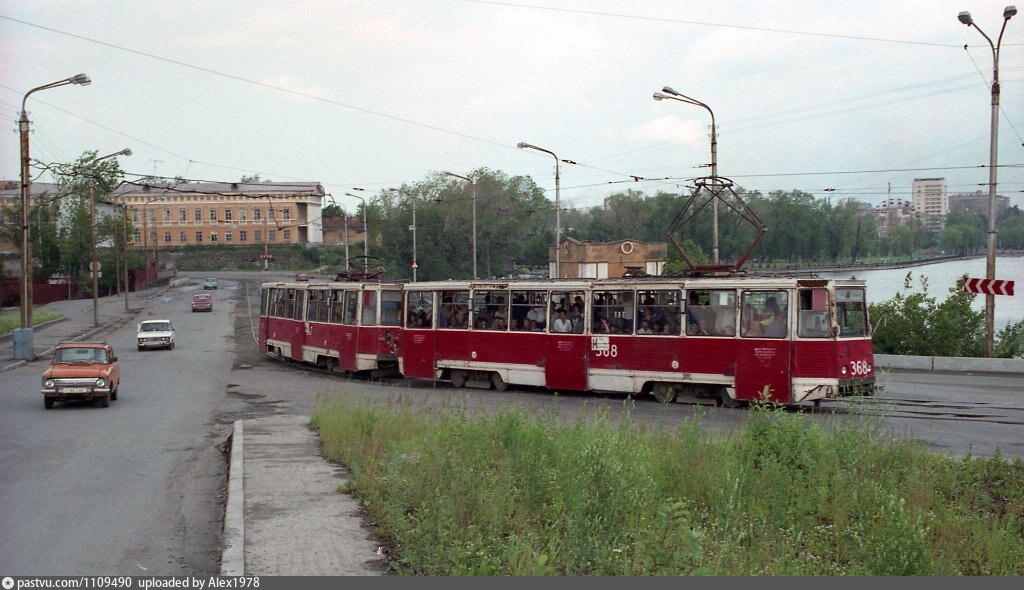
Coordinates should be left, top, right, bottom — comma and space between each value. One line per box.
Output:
221, 415, 389, 576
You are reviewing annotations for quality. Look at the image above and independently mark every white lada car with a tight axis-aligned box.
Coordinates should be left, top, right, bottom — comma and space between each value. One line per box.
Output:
137, 319, 175, 351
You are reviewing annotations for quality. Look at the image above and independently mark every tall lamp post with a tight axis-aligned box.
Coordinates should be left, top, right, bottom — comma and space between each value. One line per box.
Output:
653, 87, 720, 264
87, 148, 132, 327
516, 142, 561, 278
344, 192, 368, 258
444, 171, 477, 279
958, 5, 1016, 358
16, 74, 90, 358
141, 196, 166, 288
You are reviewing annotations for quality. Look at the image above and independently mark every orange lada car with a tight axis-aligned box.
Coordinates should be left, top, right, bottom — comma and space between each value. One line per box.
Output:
41, 342, 121, 409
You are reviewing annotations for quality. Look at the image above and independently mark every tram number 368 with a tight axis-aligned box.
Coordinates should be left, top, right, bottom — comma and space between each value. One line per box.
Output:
592, 337, 618, 358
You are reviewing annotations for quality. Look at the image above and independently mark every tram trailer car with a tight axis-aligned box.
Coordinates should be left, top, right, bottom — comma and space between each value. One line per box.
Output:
399, 277, 875, 406
259, 280, 404, 375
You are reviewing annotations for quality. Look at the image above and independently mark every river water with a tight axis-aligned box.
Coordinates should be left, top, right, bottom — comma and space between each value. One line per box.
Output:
820, 256, 1024, 331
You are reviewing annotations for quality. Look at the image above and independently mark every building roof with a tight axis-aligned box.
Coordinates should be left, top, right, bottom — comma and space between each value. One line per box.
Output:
111, 181, 324, 198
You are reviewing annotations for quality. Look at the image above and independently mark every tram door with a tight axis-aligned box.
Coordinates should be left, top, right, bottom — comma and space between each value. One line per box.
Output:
735, 290, 793, 403
545, 289, 588, 391
401, 290, 437, 379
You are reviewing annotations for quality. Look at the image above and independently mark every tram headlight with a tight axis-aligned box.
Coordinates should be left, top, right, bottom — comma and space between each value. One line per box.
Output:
840, 365, 848, 376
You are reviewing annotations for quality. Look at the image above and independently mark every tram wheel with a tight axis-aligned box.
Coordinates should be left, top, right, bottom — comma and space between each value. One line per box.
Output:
491, 372, 509, 391
717, 386, 743, 408
450, 370, 467, 388
652, 383, 676, 404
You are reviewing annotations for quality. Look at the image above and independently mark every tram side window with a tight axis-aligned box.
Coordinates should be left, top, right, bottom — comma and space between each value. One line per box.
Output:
798, 288, 832, 338
439, 290, 469, 330
307, 289, 331, 322
267, 288, 280, 317
550, 290, 584, 333
593, 290, 634, 334
835, 288, 869, 338
260, 288, 269, 317
330, 289, 347, 324
406, 291, 434, 328
509, 291, 542, 331
638, 290, 681, 335
686, 290, 736, 336
473, 290, 508, 330
741, 290, 789, 338
361, 291, 378, 326
342, 291, 358, 325
380, 290, 403, 326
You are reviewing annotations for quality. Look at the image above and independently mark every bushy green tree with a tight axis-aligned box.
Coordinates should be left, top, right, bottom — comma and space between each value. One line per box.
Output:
869, 272, 1003, 357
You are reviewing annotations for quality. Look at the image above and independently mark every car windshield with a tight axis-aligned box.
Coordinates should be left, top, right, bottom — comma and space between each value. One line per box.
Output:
56, 348, 107, 364
141, 322, 170, 332
194, 295, 210, 301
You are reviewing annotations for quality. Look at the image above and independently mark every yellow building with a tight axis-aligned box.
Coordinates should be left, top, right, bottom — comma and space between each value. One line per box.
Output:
111, 181, 325, 249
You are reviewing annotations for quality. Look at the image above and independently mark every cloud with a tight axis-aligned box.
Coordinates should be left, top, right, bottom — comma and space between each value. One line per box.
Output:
629, 116, 706, 145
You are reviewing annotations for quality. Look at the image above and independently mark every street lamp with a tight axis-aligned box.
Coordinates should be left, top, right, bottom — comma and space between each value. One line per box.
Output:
958, 5, 1016, 358
16, 73, 90, 358
87, 148, 131, 327
516, 142, 561, 278
444, 171, 477, 279
653, 87, 720, 264
344, 192, 368, 258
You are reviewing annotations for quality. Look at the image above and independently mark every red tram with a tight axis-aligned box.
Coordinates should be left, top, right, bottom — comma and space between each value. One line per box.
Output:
400, 276, 875, 406
258, 280, 404, 374
257, 275, 875, 406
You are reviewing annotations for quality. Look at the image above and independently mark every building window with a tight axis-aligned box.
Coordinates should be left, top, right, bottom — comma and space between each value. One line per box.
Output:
195, 232, 203, 243
194, 209, 202, 221
225, 232, 233, 243
240, 231, 248, 242
239, 209, 247, 221
133, 211, 140, 223
283, 230, 291, 241
210, 209, 217, 221
282, 209, 291, 220
254, 230, 262, 242
210, 232, 218, 242
178, 209, 186, 222
225, 209, 233, 221
163, 231, 171, 243
179, 232, 187, 243
149, 232, 157, 245
268, 230, 276, 242
253, 208, 261, 221
268, 208, 276, 221
133, 231, 141, 243
147, 210, 156, 223
163, 209, 171, 222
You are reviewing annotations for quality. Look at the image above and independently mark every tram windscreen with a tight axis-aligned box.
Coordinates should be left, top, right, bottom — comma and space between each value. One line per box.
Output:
836, 288, 869, 337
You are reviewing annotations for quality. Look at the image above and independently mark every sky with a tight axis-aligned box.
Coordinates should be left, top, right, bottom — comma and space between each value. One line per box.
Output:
1, 0, 1022, 216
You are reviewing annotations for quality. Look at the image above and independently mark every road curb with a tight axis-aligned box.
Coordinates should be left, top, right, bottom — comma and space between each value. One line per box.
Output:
221, 420, 245, 576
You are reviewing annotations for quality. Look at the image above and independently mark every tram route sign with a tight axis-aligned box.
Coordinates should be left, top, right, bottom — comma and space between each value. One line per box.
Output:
963, 278, 1015, 296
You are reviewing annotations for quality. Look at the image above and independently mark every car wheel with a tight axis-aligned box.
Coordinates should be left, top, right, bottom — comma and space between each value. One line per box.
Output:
97, 393, 110, 408
138, 346, 144, 351
44, 398, 54, 409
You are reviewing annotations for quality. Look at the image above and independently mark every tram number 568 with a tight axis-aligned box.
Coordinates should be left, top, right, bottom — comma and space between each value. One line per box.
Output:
591, 337, 618, 358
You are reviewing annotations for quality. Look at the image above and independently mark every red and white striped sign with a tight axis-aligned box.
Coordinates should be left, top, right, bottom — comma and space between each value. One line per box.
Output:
963, 278, 1015, 296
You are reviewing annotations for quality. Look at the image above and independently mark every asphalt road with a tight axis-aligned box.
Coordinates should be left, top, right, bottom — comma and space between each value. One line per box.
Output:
0, 282, 246, 576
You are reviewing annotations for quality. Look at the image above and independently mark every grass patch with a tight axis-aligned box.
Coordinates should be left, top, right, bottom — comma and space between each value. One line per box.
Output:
312, 390, 1024, 575
0, 309, 63, 337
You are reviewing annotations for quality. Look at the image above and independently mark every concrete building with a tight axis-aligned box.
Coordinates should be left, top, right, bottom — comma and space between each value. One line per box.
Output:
552, 237, 667, 279
911, 178, 947, 228
948, 190, 1010, 217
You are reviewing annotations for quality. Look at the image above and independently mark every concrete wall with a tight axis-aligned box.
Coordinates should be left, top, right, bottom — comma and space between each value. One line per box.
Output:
875, 354, 1024, 374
